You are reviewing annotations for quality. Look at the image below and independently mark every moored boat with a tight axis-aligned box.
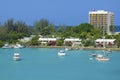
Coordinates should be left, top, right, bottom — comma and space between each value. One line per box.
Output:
90, 53, 96, 57
58, 50, 66, 56
65, 48, 69, 51
2, 43, 12, 49
13, 53, 21, 61
96, 54, 110, 61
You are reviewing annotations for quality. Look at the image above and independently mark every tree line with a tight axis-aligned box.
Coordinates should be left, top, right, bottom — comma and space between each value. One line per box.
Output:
0, 18, 120, 47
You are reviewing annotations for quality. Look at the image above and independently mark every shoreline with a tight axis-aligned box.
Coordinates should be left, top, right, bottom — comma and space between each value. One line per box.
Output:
28, 46, 120, 51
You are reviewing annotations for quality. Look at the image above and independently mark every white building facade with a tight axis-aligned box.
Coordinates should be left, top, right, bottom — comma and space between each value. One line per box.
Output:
38, 38, 58, 46
64, 38, 82, 46
95, 39, 116, 47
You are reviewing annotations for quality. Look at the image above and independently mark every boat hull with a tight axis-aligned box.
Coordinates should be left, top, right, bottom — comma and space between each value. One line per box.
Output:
96, 58, 110, 61
58, 53, 66, 56
13, 53, 20, 61
13, 57, 20, 61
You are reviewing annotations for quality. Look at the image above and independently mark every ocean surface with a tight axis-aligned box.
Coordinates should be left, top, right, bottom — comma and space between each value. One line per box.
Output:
0, 48, 120, 80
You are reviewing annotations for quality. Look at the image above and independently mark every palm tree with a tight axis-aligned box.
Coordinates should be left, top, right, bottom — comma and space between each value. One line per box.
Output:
110, 25, 115, 34
114, 34, 120, 48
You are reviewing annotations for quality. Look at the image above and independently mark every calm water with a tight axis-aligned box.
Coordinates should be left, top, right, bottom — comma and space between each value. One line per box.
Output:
0, 48, 120, 80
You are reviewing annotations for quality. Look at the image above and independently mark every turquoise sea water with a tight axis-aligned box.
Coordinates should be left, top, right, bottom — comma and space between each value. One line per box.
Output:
0, 48, 120, 80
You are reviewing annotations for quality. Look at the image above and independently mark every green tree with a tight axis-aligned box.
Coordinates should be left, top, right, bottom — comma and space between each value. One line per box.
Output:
48, 24, 55, 34
42, 24, 55, 35
56, 39, 64, 46
34, 19, 49, 35
0, 19, 32, 43
114, 34, 120, 48
30, 35, 39, 45
77, 23, 94, 33
0, 40, 4, 47
84, 40, 92, 47
110, 25, 115, 34
57, 25, 66, 32
7, 32, 19, 43
4, 19, 15, 33
15, 21, 31, 36
90, 27, 102, 39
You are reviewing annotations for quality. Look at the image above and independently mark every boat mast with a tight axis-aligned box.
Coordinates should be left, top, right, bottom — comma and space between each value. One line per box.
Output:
103, 26, 106, 49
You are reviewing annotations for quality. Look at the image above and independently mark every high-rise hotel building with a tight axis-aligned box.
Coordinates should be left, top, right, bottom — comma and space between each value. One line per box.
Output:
89, 10, 114, 34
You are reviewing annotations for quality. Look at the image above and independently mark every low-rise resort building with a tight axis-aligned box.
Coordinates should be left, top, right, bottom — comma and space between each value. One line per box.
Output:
38, 38, 58, 46
64, 38, 82, 47
95, 39, 116, 48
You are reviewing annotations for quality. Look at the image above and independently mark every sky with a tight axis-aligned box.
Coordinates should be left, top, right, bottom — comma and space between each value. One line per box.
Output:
0, 0, 119, 26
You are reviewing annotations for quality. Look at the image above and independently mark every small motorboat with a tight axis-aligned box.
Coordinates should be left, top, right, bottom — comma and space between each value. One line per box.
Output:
90, 53, 96, 57
89, 53, 96, 60
2, 43, 12, 49
58, 50, 66, 56
65, 48, 69, 51
96, 54, 110, 61
13, 53, 21, 61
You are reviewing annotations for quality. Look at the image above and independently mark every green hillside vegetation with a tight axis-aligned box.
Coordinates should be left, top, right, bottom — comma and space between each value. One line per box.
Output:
0, 18, 119, 47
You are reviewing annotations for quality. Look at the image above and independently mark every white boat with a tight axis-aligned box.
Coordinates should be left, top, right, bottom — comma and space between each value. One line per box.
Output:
89, 57, 93, 60
89, 53, 96, 60
90, 53, 96, 57
65, 48, 69, 51
58, 50, 66, 56
96, 54, 110, 61
2, 43, 12, 49
13, 53, 20, 61
13, 44, 24, 48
